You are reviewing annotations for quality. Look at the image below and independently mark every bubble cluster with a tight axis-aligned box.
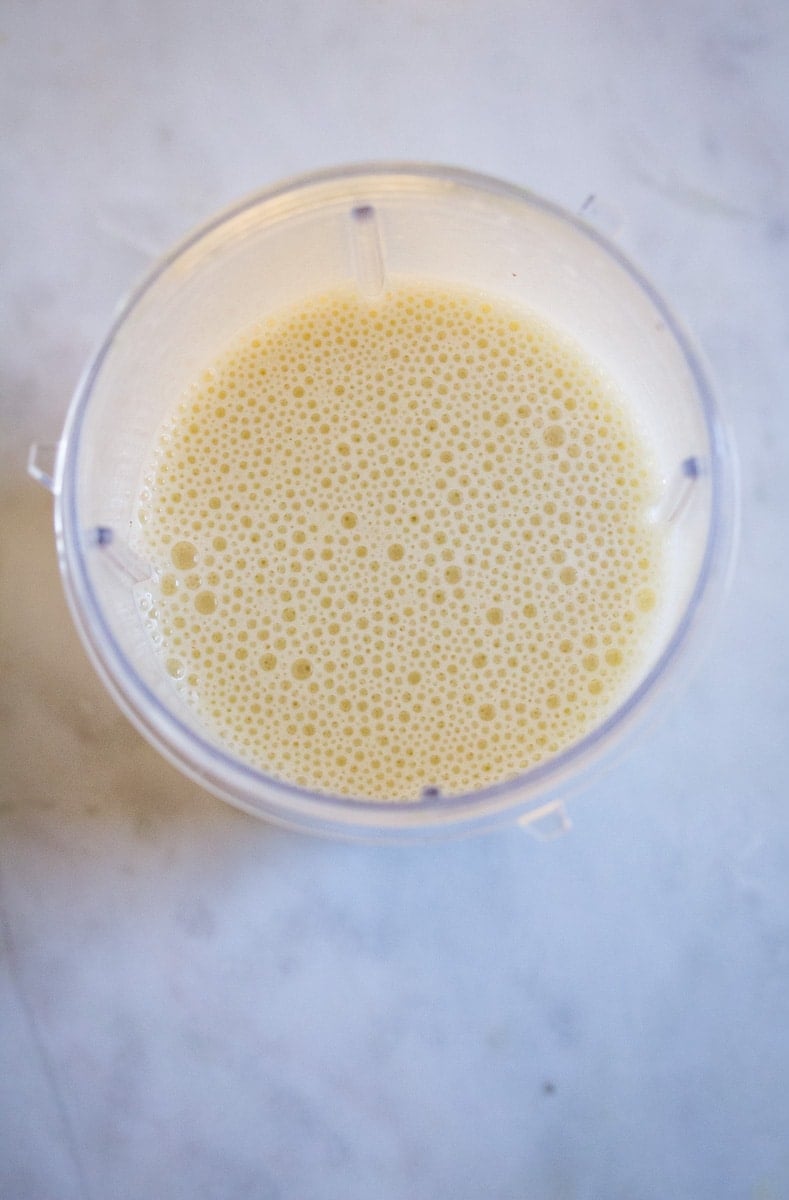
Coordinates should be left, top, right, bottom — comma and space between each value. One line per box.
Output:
135, 283, 664, 801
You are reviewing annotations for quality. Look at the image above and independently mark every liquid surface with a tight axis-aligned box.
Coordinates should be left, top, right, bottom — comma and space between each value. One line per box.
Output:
136, 283, 664, 801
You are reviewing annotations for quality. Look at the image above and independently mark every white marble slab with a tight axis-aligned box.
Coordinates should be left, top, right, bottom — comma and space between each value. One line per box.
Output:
2, 1, 789, 1197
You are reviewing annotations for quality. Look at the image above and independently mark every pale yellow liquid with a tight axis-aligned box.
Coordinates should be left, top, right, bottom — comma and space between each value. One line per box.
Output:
135, 282, 664, 801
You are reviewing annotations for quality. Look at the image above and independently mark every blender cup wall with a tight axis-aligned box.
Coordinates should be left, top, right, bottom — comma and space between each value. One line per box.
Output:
35, 166, 736, 839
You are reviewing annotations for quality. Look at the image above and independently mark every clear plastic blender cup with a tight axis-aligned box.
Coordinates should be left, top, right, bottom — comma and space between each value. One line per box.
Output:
30, 164, 737, 840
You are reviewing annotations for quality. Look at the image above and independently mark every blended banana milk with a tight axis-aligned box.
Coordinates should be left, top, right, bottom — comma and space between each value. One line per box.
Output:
135, 283, 664, 800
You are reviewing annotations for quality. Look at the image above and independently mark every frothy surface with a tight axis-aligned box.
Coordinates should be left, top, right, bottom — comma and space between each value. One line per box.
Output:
135, 283, 664, 800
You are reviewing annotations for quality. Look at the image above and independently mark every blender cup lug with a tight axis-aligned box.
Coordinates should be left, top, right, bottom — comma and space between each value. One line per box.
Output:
91, 527, 152, 585
519, 800, 571, 840
27, 442, 59, 494
349, 203, 386, 299
578, 193, 624, 236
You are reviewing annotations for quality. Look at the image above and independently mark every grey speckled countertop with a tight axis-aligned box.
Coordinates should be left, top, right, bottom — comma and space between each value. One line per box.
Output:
2, 3, 788, 1198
